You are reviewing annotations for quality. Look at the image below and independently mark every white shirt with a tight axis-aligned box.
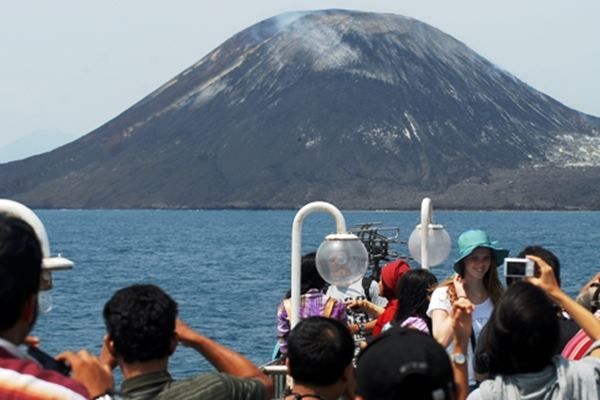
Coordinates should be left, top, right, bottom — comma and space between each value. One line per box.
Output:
427, 285, 494, 386
326, 279, 388, 307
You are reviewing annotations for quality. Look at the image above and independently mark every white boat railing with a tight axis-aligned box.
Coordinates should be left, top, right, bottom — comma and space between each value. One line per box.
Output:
262, 361, 288, 399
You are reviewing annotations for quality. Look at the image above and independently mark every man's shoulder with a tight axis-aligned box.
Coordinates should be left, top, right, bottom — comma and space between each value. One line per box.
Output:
0, 356, 88, 399
158, 372, 266, 400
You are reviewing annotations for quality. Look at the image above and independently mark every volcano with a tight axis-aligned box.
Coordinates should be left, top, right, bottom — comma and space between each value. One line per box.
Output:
2, 10, 600, 209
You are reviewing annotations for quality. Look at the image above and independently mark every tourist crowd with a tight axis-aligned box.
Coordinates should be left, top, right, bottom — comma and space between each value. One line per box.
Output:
1, 203, 599, 400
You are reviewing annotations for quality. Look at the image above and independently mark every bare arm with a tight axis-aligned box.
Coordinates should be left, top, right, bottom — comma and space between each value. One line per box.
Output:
176, 319, 274, 398
432, 277, 468, 348
526, 255, 600, 358
451, 298, 474, 400
431, 308, 454, 348
345, 299, 385, 317
349, 318, 378, 335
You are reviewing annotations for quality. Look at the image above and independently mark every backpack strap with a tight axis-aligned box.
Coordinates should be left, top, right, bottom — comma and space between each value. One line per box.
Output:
362, 276, 373, 302
323, 297, 337, 318
283, 299, 292, 319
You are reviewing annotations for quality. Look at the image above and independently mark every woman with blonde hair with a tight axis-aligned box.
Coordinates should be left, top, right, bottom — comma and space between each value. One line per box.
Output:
427, 229, 507, 389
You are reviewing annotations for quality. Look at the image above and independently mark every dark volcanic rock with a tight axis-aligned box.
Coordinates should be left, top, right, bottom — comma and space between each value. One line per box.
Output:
1, 10, 600, 209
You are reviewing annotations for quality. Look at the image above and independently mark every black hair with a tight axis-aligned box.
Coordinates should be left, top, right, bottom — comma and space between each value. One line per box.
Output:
103, 284, 178, 363
286, 252, 326, 298
482, 281, 559, 375
513, 246, 561, 287
287, 316, 354, 386
0, 214, 42, 331
393, 269, 438, 332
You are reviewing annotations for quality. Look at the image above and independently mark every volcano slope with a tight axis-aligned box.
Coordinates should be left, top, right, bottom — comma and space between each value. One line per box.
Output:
1, 10, 600, 209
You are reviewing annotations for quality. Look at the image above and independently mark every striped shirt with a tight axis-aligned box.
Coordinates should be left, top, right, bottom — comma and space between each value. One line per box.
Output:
276, 289, 347, 354
0, 340, 88, 400
561, 310, 600, 360
121, 370, 266, 400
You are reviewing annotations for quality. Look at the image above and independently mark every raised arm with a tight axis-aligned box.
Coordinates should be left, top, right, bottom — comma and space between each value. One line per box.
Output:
526, 255, 600, 358
450, 297, 474, 400
176, 319, 274, 397
431, 309, 454, 348
431, 279, 466, 348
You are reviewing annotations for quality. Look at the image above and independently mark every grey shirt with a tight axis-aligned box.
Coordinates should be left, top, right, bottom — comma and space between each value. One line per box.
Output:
468, 354, 600, 400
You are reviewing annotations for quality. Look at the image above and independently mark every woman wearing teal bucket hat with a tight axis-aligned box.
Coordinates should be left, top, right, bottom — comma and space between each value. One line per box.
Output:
427, 229, 508, 388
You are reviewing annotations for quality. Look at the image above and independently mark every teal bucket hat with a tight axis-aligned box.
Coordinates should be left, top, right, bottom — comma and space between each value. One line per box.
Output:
453, 229, 509, 273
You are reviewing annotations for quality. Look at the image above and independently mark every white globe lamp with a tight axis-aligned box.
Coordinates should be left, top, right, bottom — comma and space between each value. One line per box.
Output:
316, 233, 368, 287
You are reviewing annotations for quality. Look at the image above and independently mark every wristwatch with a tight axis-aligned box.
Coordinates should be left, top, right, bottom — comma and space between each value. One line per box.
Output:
451, 352, 466, 365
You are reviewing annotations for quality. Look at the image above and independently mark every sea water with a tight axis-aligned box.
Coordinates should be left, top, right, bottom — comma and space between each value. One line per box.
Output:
31, 209, 600, 379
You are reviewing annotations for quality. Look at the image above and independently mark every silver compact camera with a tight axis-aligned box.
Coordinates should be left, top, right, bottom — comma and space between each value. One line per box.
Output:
503, 257, 535, 278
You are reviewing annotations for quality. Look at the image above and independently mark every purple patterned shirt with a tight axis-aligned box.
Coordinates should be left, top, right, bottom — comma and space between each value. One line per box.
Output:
276, 288, 347, 355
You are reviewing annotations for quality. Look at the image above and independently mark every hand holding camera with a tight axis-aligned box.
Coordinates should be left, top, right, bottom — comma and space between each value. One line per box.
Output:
503, 257, 535, 278
523, 255, 560, 296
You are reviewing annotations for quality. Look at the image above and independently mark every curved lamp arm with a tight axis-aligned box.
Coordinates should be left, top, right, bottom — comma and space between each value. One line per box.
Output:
420, 197, 432, 270
290, 201, 347, 328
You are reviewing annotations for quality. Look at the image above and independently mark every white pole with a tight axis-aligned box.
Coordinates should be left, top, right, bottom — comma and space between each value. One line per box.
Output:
290, 201, 347, 328
420, 197, 432, 270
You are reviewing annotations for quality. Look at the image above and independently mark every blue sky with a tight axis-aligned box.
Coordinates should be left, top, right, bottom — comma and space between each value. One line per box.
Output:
1, 0, 598, 160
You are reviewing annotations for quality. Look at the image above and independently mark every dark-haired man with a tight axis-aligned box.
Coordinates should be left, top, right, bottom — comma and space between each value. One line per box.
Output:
101, 284, 273, 399
285, 316, 355, 399
0, 213, 113, 399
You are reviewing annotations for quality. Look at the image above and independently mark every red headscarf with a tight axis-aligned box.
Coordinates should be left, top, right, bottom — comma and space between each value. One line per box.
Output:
380, 259, 411, 300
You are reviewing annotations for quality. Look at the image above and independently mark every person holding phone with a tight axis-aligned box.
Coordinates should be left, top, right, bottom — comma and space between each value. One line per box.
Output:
0, 213, 114, 399
427, 229, 507, 389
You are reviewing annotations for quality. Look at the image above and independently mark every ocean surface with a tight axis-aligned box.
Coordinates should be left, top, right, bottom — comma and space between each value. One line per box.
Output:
31, 209, 599, 380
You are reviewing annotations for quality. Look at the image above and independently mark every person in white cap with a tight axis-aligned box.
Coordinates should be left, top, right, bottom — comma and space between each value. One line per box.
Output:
0, 202, 114, 399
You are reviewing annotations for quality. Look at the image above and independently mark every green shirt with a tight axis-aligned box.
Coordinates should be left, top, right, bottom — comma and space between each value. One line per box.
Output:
121, 370, 267, 400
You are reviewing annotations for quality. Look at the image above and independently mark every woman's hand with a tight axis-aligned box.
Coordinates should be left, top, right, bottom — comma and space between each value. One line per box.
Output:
525, 255, 560, 296
453, 274, 468, 299
345, 299, 365, 310
345, 299, 384, 317
451, 297, 474, 343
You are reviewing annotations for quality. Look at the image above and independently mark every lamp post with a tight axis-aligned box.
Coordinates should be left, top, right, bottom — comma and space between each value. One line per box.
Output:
290, 201, 368, 328
407, 197, 451, 269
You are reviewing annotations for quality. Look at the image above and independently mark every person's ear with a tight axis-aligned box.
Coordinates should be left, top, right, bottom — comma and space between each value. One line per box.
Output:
104, 334, 117, 357
169, 331, 178, 355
